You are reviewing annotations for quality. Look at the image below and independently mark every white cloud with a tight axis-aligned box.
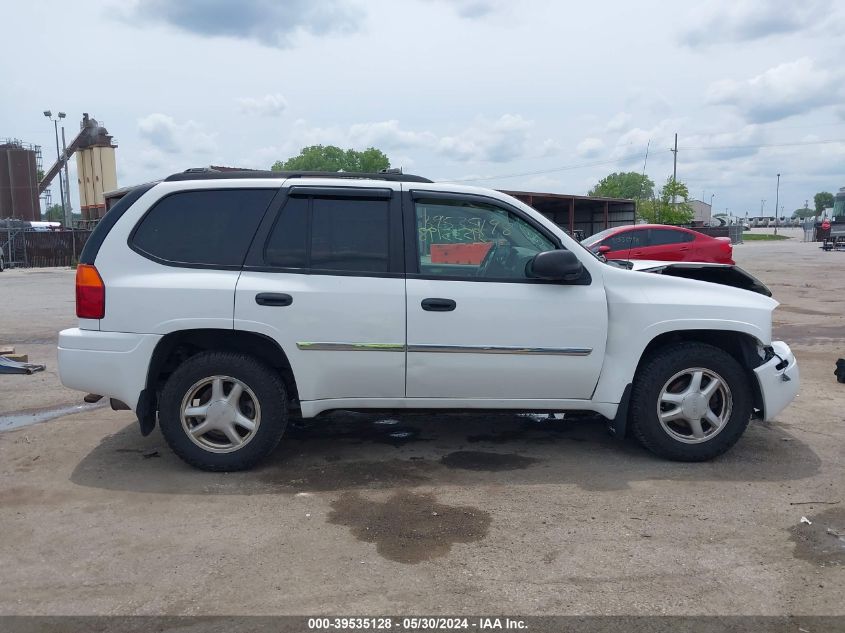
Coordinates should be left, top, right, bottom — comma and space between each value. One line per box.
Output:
348, 120, 436, 150
272, 114, 553, 164
708, 57, 842, 123
425, 0, 506, 18
438, 114, 546, 162
576, 137, 605, 158
605, 112, 632, 133
237, 94, 288, 117
137, 113, 217, 155
683, 0, 833, 47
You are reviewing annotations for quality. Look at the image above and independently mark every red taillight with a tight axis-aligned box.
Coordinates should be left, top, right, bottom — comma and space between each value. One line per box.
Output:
76, 264, 105, 319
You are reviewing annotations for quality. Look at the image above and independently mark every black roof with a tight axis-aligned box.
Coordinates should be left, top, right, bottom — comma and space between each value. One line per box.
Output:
164, 168, 433, 183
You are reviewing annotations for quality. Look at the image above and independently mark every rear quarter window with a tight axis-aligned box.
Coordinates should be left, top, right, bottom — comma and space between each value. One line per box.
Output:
131, 189, 276, 267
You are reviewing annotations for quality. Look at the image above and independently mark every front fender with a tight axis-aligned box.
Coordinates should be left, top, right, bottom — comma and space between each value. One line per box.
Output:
591, 269, 775, 405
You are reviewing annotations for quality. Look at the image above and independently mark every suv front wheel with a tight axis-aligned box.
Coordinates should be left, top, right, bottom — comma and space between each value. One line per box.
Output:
159, 351, 288, 471
630, 342, 752, 461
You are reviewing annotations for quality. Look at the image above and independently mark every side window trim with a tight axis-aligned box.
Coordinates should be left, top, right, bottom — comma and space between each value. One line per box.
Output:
402, 190, 590, 285
244, 186, 404, 276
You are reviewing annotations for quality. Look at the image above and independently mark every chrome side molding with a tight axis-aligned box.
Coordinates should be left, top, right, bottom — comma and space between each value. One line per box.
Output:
296, 342, 591, 356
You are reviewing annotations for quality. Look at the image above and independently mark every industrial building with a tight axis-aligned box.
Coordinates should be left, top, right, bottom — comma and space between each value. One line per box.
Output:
500, 190, 636, 238
687, 199, 713, 225
0, 114, 118, 226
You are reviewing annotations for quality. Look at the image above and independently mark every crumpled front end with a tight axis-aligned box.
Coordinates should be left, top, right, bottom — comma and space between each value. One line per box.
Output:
753, 340, 799, 421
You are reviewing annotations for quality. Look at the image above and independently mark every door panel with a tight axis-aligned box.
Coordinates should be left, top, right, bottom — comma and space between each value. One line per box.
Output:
235, 272, 406, 400
406, 278, 607, 399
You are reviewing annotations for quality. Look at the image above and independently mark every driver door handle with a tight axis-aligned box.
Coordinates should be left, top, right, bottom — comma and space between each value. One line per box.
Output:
421, 298, 456, 312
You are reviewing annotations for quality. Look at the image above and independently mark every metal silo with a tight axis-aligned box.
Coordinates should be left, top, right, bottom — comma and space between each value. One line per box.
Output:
0, 140, 41, 221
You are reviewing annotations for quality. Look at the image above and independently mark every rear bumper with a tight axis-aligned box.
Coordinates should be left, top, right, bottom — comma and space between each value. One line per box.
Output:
58, 328, 161, 411
753, 340, 799, 421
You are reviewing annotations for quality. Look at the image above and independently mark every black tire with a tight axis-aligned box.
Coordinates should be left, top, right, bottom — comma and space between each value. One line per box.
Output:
158, 351, 287, 471
629, 342, 752, 462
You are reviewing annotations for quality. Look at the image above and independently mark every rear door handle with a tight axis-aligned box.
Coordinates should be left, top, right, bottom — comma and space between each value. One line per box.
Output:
255, 292, 293, 307
421, 298, 456, 312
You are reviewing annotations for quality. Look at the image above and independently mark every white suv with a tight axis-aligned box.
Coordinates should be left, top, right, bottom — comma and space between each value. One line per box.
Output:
58, 170, 799, 471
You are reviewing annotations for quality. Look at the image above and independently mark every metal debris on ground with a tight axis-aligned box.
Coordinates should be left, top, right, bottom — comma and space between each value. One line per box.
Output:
0, 355, 46, 375
801, 516, 813, 525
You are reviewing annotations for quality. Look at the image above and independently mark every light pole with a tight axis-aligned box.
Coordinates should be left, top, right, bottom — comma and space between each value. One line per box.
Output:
61, 125, 72, 223
43, 110, 67, 226
774, 174, 781, 236
709, 193, 715, 222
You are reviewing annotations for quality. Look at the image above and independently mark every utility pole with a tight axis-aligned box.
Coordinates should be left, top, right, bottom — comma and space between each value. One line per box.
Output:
773, 173, 781, 236
670, 133, 678, 205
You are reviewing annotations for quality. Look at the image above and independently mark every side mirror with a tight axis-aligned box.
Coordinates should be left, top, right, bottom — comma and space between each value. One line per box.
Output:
527, 250, 583, 282
598, 245, 611, 254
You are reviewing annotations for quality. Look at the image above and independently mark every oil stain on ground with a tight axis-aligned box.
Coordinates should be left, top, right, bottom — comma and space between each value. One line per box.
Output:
789, 507, 845, 566
328, 490, 491, 564
440, 450, 537, 471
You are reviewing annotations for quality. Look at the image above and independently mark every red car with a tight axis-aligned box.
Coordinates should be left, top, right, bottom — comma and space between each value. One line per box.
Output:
582, 224, 734, 264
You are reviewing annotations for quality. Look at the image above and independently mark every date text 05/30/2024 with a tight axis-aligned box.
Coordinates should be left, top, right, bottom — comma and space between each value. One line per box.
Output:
307, 617, 528, 630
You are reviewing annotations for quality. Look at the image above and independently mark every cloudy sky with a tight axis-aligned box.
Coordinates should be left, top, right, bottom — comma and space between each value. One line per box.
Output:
4, 0, 844, 218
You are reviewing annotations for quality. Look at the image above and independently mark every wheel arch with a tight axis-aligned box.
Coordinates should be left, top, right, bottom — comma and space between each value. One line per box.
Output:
140, 329, 300, 435
599, 326, 766, 437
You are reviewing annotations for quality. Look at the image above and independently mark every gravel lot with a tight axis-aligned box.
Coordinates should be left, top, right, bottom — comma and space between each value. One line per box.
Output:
1, 233, 844, 616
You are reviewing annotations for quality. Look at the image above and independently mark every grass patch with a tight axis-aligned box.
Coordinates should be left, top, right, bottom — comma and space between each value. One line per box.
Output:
743, 233, 791, 241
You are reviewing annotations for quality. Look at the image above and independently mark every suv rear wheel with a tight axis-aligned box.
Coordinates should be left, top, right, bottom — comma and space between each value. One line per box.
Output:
630, 342, 752, 461
159, 351, 287, 471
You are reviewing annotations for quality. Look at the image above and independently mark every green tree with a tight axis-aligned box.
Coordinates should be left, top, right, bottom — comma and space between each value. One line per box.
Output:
43, 203, 64, 222
814, 191, 834, 214
589, 171, 655, 201
271, 145, 390, 173
637, 177, 695, 225
792, 208, 815, 219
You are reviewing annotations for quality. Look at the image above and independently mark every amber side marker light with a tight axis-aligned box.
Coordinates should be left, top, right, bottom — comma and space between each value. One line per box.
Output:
76, 264, 105, 319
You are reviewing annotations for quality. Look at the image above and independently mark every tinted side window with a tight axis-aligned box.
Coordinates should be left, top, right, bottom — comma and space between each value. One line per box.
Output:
311, 198, 389, 273
650, 229, 693, 245
264, 197, 308, 268
263, 196, 391, 273
132, 189, 274, 266
605, 229, 646, 250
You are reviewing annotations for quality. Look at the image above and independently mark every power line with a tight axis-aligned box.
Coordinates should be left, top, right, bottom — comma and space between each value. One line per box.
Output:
440, 150, 647, 183
441, 136, 845, 184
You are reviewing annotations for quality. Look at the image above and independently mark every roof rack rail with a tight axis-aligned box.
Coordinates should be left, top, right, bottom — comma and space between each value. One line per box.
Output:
164, 168, 433, 183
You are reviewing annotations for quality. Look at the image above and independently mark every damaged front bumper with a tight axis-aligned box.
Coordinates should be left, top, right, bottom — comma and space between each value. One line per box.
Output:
754, 340, 799, 421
